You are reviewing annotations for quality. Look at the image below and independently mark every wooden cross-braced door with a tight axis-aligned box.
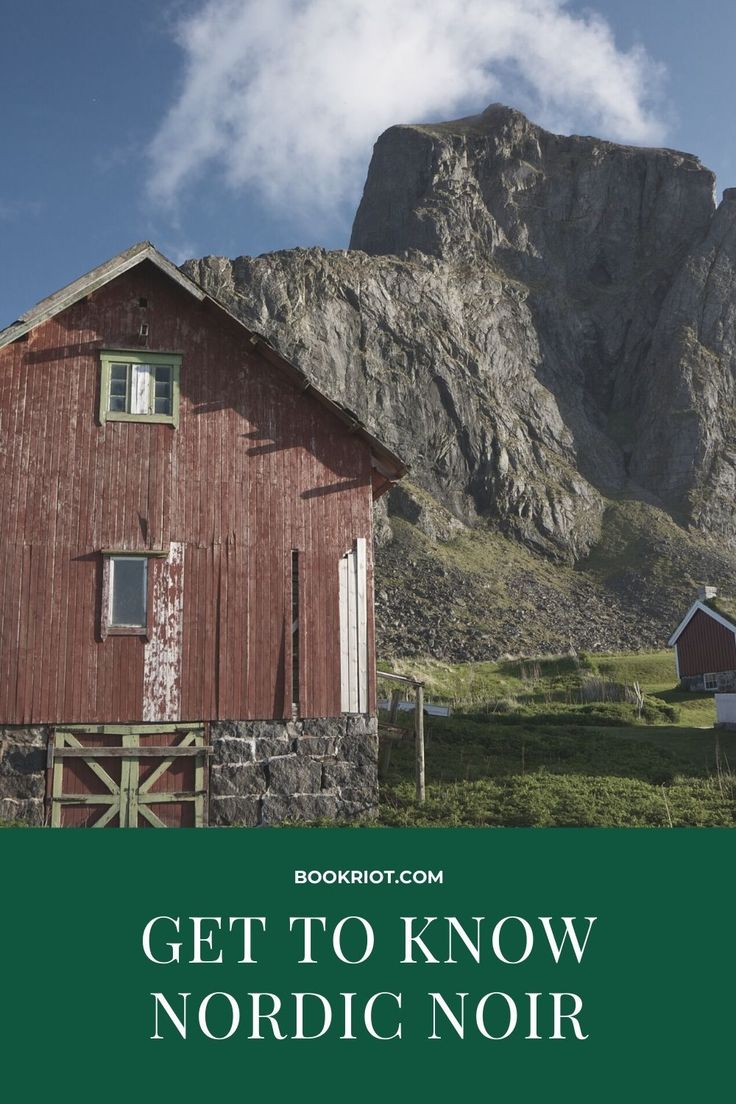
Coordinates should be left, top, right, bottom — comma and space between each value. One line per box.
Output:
49, 726, 209, 827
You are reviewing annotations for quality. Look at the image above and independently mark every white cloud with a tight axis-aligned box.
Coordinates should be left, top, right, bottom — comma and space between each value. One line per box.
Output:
147, 0, 666, 221
0, 197, 43, 222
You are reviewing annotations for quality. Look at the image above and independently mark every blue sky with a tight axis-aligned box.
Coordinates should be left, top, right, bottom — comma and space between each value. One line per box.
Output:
1, 0, 734, 326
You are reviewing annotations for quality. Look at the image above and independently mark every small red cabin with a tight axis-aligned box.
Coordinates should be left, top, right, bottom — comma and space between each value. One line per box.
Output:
668, 590, 736, 692
0, 242, 405, 827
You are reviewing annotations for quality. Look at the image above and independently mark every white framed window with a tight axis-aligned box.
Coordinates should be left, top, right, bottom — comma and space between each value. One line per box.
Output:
99, 350, 181, 426
704, 673, 718, 690
99, 549, 167, 639
101, 555, 149, 638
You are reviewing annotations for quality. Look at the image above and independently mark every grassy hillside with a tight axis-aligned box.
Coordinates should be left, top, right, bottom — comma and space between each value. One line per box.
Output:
377, 651, 736, 828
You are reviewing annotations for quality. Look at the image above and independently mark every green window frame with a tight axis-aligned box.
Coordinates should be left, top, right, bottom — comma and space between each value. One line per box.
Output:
99, 349, 181, 427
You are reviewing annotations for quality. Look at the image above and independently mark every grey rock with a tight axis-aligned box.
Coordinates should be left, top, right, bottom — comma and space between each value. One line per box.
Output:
0, 797, 45, 826
255, 737, 294, 759
295, 736, 338, 758
211, 736, 255, 765
346, 715, 377, 738
262, 793, 338, 824
266, 756, 323, 795
210, 763, 267, 796
0, 728, 50, 823
248, 721, 295, 742
321, 760, 359, 790
322, 762, 377, 804
301, 717, 344, 740
0, 768, 44, 800
2, 745, 46, 775
341, 721, 379, 767
210, 795, 262, 827
631, 195, 736, 538
0, 727, 47, 748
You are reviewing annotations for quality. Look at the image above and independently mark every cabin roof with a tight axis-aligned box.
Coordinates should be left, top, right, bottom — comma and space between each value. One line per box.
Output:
668, 598, 736, 647
0, 241, 407, 483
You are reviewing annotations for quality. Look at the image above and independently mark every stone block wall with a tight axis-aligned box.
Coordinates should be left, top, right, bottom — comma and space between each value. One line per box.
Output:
680, 671, 736, 692
209, 714, 379, 825
0, 727, 49, 825
0, 715, 379, 826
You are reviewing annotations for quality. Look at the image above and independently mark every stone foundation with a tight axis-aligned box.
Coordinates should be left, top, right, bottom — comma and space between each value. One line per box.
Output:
680, 672, 735, 692
209, 714, 378, 825
0, 727, 50, 825
0, 715, 379, 826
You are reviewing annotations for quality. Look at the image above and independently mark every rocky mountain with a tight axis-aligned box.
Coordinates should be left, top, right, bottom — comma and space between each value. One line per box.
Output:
183, 104, 736, 659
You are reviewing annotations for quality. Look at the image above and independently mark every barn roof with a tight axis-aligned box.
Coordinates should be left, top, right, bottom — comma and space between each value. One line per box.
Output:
0, 241, 407, 484
667, 599, 736, 647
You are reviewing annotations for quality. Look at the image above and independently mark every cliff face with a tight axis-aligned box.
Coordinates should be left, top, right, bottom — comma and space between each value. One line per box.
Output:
184, 104, 736, 649
187, 244, 604, 557
631, 189, 736, 535
351, 105, 719, 525
185, 104, 736, 574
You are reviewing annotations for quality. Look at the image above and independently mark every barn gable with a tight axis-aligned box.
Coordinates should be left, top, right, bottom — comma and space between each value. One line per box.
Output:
668, 599, 736, 646
0, 241, 406, 492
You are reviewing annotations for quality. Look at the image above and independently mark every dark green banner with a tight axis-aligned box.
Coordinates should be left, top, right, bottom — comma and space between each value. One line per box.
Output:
0, 828, 732, 1101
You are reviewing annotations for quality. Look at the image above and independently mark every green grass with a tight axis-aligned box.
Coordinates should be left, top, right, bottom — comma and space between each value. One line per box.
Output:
591, 651, 675, 689
379, 717, 736, 827
377, 651, 733, 827
379, 650, 712, 726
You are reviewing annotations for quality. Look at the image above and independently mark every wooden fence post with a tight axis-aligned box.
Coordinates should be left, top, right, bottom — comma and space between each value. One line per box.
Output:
377, 671, 426, 803
415, 683, 425, 803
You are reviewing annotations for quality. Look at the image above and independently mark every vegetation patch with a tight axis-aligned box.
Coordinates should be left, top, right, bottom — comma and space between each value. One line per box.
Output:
376, 651, 732, 828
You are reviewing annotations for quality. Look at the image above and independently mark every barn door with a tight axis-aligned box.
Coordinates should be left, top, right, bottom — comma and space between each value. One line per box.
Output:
339, 538, 368, 713
49, 726, 208, 827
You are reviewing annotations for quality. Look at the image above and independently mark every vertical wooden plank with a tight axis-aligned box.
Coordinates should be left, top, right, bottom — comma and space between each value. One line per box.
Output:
0, 545, 19, 717
143, 542, 184, 722
355, 536, 368, 714
348, 543, 358, 713
365, 508, 377, 715
119, 736, 132, 828
26, 542, 48, 720
51, 732, 64, 828
218, 538, 229, 719
339, 552, 349, 712
180, 544, 193, 721
14, 544, 33, 722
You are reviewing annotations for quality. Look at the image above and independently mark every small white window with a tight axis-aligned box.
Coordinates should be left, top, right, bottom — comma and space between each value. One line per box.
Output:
100, 350, 180, 426
704, 673, 718, 690
101, 554, 150, 638
110, 556, 147, 627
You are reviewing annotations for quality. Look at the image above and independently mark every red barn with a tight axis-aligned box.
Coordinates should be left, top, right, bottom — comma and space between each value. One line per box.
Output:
668, 588, 736, 692
0, 242, 405, 827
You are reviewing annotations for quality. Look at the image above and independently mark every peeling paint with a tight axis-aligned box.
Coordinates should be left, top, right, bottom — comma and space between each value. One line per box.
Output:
143, 543, 184, 722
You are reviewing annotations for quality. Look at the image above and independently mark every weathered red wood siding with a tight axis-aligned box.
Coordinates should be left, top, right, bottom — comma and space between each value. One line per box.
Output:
676, 610, 736, 677
0, 261, 376, 723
